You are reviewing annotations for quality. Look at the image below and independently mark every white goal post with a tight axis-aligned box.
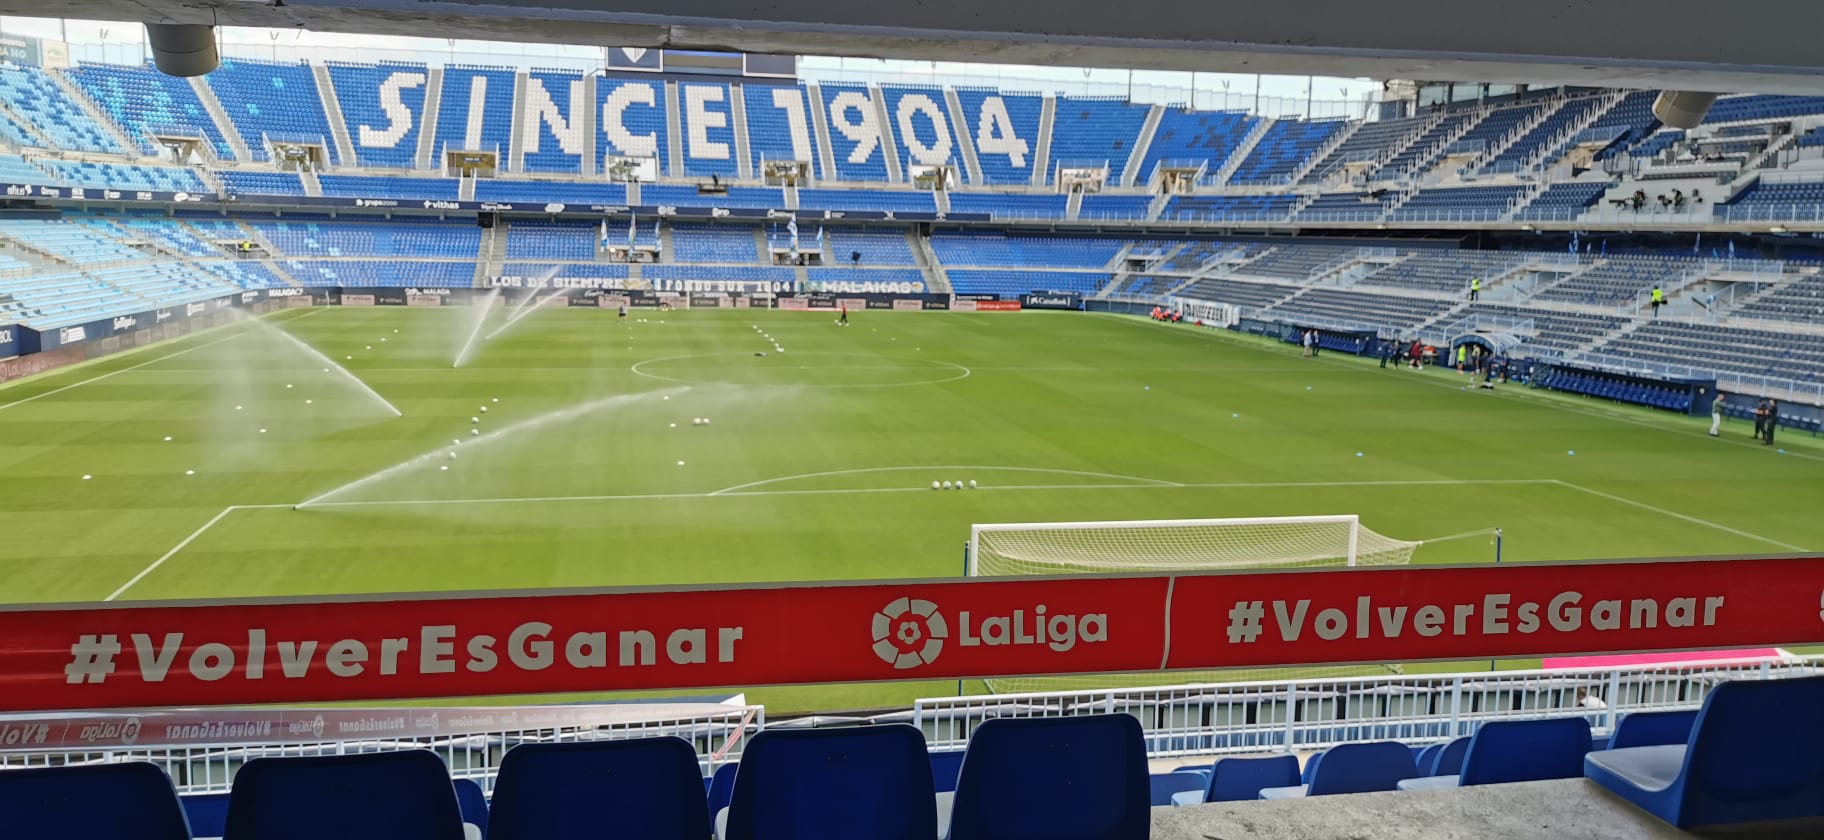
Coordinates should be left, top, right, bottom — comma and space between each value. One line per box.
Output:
966, 514, 1422, 694
967, 514, 1419, 578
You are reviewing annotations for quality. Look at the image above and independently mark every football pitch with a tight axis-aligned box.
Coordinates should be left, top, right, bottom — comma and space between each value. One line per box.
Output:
2, 305, 1818, 712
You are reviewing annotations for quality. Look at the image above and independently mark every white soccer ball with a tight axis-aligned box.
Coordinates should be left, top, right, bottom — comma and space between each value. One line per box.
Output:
365, 345, 372, 350
235, 405, 244, 411
82, 474, 92, 480
942, 481, 953, 490
163, 436, 172, 442
471, 417, 480, 424
932, 481, 942, 490
440, 465, 449, 471
470, 429, 480, 437
448, 452, 458, 460
677, 460, 686, 466
305, 400, 313, 405
453, 439, 461, 446
701, 418, 710, 425
953, 480, 963, 490
185, 470, 195, 476
670, 423, 677, 428
286, 384, 293, 389
968, 480, 978, 489
260, 429, 268, 434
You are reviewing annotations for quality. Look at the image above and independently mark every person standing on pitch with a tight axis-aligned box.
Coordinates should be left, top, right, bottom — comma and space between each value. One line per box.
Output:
1764, 399, 1778, 446
1753, 398, 1769, 441
1456, 344, 1467, 374
837, 303, 849, 326
1710, 391, 1725, 437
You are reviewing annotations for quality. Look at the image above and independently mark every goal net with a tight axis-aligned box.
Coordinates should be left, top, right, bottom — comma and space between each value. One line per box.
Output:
968, 515, 1421, 694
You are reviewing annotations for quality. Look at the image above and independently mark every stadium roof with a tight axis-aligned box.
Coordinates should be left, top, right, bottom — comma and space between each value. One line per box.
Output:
9, 0, 1824, 95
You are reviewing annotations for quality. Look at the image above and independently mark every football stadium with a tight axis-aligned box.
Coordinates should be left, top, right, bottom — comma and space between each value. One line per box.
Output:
0, 3, 1822, 837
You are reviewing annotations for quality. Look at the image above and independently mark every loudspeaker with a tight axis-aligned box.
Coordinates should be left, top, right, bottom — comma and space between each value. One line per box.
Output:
478, 213, 497, 229
146, 24, 219, 77
1652, 91, 1718, 130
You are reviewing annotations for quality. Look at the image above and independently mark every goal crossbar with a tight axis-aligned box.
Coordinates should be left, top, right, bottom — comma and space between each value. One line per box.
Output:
969, 514, 1394, 577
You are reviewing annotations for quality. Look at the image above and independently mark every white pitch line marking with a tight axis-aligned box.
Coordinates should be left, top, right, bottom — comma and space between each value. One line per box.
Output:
105, 502, 294, 601
1553, 480, 1806, 552
710, 465, 1183, 495
292, 478, 1555, 510
0, 310, 324, 413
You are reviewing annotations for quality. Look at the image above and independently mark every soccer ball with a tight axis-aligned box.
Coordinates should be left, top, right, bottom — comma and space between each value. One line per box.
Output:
968, 480, 978, 489
942, 481, 953, 490
701, 418, 710, 425
953, 480, 963, 490
932, 481, 941, 490
448, 452, 457, 460
471, 417, 480, 424
470, 429, 480, 437
480, 406, 488, 413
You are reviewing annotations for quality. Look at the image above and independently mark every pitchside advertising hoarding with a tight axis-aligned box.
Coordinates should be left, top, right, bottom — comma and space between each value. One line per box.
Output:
2, 556, 1821, 712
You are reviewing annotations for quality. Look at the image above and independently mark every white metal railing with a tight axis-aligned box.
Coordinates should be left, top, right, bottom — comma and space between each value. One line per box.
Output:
909, 656, 1822, 757
0, 703, 762, 795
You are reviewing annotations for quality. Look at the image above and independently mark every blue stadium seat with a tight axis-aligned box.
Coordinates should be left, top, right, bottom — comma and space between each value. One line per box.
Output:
1399, 717, 1592, 791
1609, 710, 1700, 750
0, 761, 191, 840
1260, 741, 1416, 798
706, 761, 739, 817
488, 737, 710, 840
1585, 676, 1824, 828
946, 714, 1149, 840
453, 778, 489, 839
1150, 772, 1209, 806
1431, 736, 1471, 776
722, 724, 935, 840
223, 750, 466, 840
929, 750, 966, 794
182, 791, 232, 839
1169, 754, 1301, 805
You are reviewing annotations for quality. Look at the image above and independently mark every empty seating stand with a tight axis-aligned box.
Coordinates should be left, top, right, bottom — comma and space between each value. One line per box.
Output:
488, 737, 712, 840
947, 715, 1149, 840
1399, 716, 1593, 791
1585, 675, 1824, 829
0, 761, 192, 840
722, 724, 936, 840
1170, 754, 1302, 805
1259, 741, 1417, 799
224, 750, 467, 840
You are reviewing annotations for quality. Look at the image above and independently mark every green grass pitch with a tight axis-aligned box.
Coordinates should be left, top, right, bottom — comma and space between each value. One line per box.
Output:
1, 306, 1818, 712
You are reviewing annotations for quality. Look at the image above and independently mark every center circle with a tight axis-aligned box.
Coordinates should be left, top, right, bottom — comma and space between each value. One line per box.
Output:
630, 352, 971, 388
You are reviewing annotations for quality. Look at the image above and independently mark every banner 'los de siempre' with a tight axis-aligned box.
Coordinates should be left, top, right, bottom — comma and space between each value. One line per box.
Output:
3, 556, 1822, 711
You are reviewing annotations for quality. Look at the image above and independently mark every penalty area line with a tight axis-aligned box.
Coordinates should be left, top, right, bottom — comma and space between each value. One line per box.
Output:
105, 503, 292, 602
1552, 480, 1806, 552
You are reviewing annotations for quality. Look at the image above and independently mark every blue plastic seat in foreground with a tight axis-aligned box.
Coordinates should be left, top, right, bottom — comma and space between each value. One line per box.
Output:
1608, 709, 1699, 750
1585, 675, 1824, 828
489, 737, 709, 840
223, 750, 466, 840
1260, 741, 1415, 799
930, 750, 966, 793
0, 761, 191, 839
724, 724, 935, 840
1400, 717, 1591, 791
947, 715, 1149, 840
1172, 754, 1302, 805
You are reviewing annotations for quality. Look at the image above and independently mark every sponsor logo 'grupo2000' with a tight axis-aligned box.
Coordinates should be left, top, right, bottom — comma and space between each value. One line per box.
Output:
872, 598, 1109, 670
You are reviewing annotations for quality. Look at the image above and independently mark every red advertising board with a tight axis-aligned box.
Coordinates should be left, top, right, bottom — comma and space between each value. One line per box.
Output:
975, 300, 1022, 312
3, 556, 1821, 712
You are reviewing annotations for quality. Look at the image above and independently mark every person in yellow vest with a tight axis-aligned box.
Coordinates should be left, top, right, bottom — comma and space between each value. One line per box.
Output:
1469, 277, 1480, 302
1456, 344, 1467, 373
1650, 285, 1665, 318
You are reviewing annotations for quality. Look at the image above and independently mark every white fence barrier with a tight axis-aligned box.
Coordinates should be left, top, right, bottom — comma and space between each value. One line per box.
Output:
0, 702, 763, 795
906, 655, 1822, 757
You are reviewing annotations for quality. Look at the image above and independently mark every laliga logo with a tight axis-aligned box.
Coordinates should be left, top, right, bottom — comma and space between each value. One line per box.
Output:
872, 597, 947, 669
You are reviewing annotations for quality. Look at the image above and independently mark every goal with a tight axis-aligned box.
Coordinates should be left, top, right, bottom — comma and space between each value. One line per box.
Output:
967, 515, 1421, 694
